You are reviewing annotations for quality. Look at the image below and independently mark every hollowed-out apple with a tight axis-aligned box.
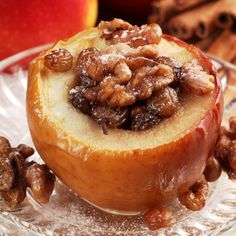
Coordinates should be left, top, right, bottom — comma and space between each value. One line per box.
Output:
26, 23, 223, 212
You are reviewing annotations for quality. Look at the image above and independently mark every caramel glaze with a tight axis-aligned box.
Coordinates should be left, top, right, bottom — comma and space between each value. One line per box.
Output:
27, 34, 223, 212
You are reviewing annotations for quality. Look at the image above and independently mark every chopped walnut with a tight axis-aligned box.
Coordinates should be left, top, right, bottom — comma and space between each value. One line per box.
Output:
128, 64, 174, 101
114, 61, 132, 83
143, 207, 176, 230
155, 56, 182, 83
44, 48, 73, 72
178, 179, 208, 211
182, 59, 215, 95
98, 76, 135, 107
98, 18, 132, 33
98, 19, 162, 48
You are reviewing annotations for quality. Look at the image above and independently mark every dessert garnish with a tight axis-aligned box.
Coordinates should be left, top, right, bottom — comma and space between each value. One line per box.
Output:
0, 137, 55, 208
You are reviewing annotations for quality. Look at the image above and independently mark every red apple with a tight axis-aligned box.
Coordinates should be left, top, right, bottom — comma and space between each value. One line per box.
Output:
0, 0, 97, 60
27, 25, 223, 212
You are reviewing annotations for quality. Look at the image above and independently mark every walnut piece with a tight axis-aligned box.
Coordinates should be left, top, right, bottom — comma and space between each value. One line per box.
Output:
143, 207, 176, 230
98, 18, 162, 48
178, 179, 208, 211
0, 155, 15, 191
182, 59, 215, 95
26, 163, 55, 204
0, 136, 11, 155
0, 137, 55, 208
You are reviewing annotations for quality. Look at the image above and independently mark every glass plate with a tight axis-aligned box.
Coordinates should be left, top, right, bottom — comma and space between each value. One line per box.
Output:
1, 46, 236, 236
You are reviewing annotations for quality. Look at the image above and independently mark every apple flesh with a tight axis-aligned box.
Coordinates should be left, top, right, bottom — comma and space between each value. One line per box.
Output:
27, 29, 223, 212
0, 0, 97, 60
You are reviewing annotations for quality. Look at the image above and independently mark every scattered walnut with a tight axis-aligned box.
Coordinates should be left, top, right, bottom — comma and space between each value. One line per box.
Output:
215, 127, 232, 161
227, 141, 236, 170
178, 179, 208, 211
204, 155, 222, 182
9, 151, 25, 178
0, 137, 55, 208
182, 59, 215, 95
16, 144, 35, 159
1, 151, 27, 208
214, 125, 236, 180
1, 184, 27, 209
0, 136, 11, 155
143, 207, 176, 230
0, 155, 15, 191
229, 117, 236, 134
44, 48, 73, 72
26, 163, 55, 204
147, 87, 179, 118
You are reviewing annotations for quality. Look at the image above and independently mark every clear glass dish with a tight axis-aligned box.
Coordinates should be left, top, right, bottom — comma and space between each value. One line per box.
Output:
0, 46, 236, 236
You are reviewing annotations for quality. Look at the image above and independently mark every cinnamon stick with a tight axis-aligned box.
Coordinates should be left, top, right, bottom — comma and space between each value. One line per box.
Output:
150, 0, 178, 25
167, 2, 222, 39
207, 30, 236, 61
175, 0, 213, 11
216, 0, 236, 29
195, 29, 222, 50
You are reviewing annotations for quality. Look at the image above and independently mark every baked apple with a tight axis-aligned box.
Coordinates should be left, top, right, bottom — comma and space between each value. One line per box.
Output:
27, 19, 223, 212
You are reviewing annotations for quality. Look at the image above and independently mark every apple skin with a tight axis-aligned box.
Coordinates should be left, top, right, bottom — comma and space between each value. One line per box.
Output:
27, 32, 223, 212
0, 0, 97, 60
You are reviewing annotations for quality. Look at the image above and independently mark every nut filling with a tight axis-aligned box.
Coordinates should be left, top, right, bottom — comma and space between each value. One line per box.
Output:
44, 19, 215, 134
